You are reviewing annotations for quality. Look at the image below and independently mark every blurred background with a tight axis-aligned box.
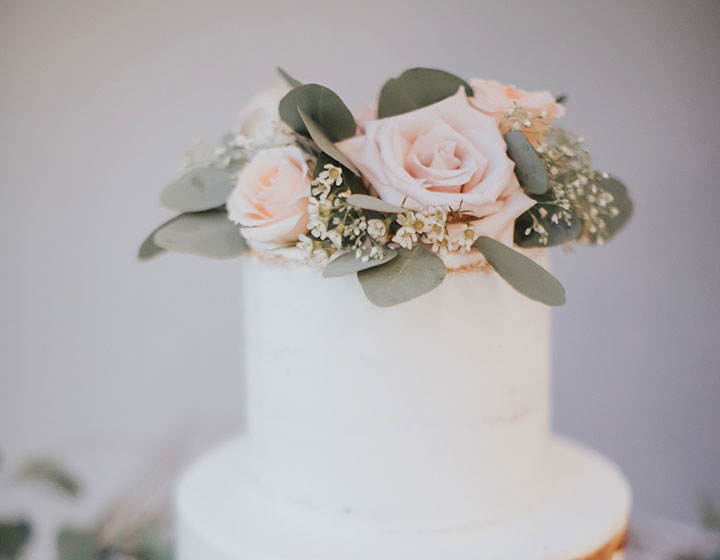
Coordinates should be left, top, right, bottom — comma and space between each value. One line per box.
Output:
1, 0, 719, 557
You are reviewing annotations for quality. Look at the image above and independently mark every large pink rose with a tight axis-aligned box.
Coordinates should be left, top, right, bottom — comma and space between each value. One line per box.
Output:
227, 146, 310, 245
338, 88, 534, 242
470, 79, 565, 143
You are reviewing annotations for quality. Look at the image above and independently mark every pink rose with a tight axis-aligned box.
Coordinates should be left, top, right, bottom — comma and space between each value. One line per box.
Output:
470, 79, 565, 143
227, 146, 311, 245
338, 88, 534, 242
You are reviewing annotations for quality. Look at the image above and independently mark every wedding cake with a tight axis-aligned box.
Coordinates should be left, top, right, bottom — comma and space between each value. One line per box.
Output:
139, 67, 633, 559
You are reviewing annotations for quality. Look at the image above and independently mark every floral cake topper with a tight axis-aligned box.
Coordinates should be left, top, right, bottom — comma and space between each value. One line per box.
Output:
139, 68, 632, 307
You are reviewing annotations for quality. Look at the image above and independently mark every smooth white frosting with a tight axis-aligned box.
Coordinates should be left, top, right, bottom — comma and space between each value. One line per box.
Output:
240, 248, 551, 529
175, 437, 631, 560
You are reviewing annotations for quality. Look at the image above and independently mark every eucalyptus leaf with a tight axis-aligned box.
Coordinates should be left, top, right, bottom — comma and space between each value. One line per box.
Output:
473, 236, 565, 306
17, 459, 80, 497
136, 540, 173, 560
276, 67, 302, 88
279, 84, 356, 142
586, 176, 633, 244
0, 520, 31, 559
138, 232, 166, 260
347, 194, 406, 214
377, 68, 473, 118
298, 108, 359, 175
323, 249, 397, 278
358, 245, 446, 307
514, 201, 582, 248
153, 209, 248, 259
57, 528, 97, 560
139, 215, 188, 260
701, 495, 720, 531
160, 168, 233, 212
505, 130, 548, 195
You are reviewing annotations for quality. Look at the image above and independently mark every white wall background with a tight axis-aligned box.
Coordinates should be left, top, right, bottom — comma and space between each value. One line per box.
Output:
1, 0, 719, 534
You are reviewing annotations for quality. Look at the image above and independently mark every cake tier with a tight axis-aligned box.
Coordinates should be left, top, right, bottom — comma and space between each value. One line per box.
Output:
241, 250, 551, 528
175, 437, 631, 560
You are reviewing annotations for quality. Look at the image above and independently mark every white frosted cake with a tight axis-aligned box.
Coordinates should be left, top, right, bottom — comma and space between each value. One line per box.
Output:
139, 66, 634, 560
174, 250, 630, 560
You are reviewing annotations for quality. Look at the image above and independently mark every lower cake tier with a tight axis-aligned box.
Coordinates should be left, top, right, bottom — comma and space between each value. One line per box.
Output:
175, 437, 631, 560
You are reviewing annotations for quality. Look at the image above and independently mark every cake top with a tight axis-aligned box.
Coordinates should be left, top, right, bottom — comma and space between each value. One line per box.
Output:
139, 67, 632, 307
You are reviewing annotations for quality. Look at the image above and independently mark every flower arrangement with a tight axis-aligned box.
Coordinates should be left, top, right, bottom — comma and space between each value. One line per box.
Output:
139, 68, 632, 307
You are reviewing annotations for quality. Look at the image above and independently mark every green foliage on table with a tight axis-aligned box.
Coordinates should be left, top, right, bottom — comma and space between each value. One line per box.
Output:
17, 458, 80, 497
0, 521, 31, 560
57, 529, 97, 560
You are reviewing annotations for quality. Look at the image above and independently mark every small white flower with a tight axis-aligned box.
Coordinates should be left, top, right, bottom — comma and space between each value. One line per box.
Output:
367, 219, 387, 239
392, 226, 417, 249
297, 234, 313, 254
311, 248, 330, 265
311, 182, 331, 201
326, 229, 342, 248
318, 164, 343, 186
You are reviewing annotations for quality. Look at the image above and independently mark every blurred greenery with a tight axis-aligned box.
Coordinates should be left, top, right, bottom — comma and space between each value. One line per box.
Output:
0, 454, 172, 560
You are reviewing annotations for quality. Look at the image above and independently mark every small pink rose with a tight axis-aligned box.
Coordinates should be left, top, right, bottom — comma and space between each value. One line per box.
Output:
338, 88, 534, 243
470, 79, 565, 144
227, 146, 311, 245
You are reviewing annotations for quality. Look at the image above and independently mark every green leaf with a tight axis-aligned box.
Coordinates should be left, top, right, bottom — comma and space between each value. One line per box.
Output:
0, 520, 31, 559
347, 194, 406, 214
505, 130, 548, 195
17, 459, 80, 497
153, 209, 248, 259
298, 108, 360, 175
323, 249, 397, 278
160, 168, 234, 213
136, 540, 173, 560
473, 236, 565, 306
377, 68, 473, 118
556, 94, 568, 105
514, 201, 582, 248
701, 495, 720, 531
139, 216, 186, 261
585, 176, 633, 244
57, 528, 97, 560
279, 84, 356, 142
358, 245, 446, 307
277, 67, 302, 88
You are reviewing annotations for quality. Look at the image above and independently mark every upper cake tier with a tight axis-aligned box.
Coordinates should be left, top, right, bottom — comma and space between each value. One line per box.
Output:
241, 249, 551, 530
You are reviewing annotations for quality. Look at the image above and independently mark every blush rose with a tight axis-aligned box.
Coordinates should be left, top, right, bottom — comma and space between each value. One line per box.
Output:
227, 146, 311, 245
470, 79, 565, 143
338, 88, 535, 243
